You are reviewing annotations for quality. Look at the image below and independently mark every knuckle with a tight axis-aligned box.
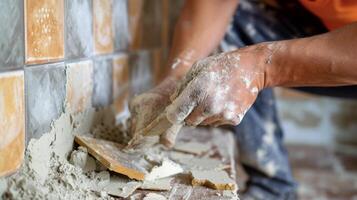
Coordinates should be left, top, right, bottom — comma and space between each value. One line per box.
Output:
203, 104, 214, 115
231, 117, 241, 125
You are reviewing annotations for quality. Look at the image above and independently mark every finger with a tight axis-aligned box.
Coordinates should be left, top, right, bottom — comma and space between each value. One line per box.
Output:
212, 119, 238, 127
200, 115, 221, 126
170, 59, 209, 101
185, 105, 207, 126
160, 124, 183, 148
166, 80, 201, 124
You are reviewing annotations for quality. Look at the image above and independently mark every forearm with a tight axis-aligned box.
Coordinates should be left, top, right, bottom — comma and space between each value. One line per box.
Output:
262, 23, 357, 88
166, 0, 239, 79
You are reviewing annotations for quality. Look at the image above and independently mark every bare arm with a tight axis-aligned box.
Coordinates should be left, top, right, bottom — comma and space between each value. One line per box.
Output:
166, 23, 357, 127
166, 0, 239, 79
262, 23, 357, 88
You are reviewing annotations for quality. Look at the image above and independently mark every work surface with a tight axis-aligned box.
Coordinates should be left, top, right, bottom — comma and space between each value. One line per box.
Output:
128, 127, 239, 200
77, 127, 239, 200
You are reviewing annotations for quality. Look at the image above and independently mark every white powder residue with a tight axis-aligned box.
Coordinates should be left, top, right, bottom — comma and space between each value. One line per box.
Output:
264, 161, 278, 177
251, 87, 258, 94
241, 75, 252, 88
224, 102, 237, 120
256, 148, 267, 161
262, 121, 276, 145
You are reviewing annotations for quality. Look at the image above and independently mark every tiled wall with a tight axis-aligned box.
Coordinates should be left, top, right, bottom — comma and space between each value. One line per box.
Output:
0, 0, 172, 177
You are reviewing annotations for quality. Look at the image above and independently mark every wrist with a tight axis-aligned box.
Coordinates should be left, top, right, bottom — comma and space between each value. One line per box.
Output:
251, 41, 287, 88
230, 43, 278, 90
166, 49, 197, 79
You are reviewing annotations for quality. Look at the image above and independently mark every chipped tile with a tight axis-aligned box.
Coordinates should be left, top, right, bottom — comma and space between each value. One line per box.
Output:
0, 71, 25, 177
25, 0, 64, 64
66, 60, 93, 113
26, 63, 66, 140
128, 0, 163, 50
65, 0, 92, 59
112, 54, 129, 99
0, 0, 24, 69
93, 0, 114, 55
113, 0, 130, 51
93, 58, 113, 108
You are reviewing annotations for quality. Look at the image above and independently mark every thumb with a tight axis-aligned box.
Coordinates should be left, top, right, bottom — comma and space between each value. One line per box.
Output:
160, 123, 183, 148
165, 80, 198, 125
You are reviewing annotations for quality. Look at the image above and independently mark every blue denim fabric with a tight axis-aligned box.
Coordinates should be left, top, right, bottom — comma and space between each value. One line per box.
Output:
221, 0, 357, 199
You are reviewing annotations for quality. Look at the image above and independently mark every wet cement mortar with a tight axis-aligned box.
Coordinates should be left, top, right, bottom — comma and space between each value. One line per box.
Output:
0, 107, 127, 200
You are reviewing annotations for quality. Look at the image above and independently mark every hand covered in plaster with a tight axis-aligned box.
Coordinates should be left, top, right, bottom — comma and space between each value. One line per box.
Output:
166, 47, 267, 127
129, 77, 181, 147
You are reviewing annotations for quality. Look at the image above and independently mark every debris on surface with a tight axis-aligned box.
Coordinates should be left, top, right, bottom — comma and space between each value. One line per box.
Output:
144, 159, 183, 181
75, 135, 183, 181
69, 146, 96, 172
102, 176, 141, 198
191, 170, 237, 190
173, 141, 211, 155
140, 177, 173, 191
143, 192, 167, 200
0, 102, 238, 200
170, 152, 229, 171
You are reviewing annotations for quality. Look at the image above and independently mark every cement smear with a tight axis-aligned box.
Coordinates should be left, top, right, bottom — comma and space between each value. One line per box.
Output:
0, 106, 123, 200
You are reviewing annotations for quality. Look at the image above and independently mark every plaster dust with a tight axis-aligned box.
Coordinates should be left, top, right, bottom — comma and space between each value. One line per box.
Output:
173, 141, 211, 155
170, 151, 229, 171
102, 175, 141, 198
140, 177, 173, 191
0, 106, 124, 200
143, 193, 167, 200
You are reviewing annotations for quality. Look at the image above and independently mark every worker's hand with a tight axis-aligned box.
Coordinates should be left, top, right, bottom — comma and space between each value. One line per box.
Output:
165, 47, 267, 127
129, 77, 177, 134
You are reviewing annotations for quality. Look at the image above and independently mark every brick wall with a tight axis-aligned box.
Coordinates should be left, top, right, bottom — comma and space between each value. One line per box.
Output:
0, 0, 174, 177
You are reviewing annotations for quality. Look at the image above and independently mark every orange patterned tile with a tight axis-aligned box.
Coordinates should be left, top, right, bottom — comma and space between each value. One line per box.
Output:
0, 71, 25, 177
128, 0, 144, 50
25, 0, 64, 64
66, 60, 93, 113
128, 0, 164, 50
112, 54, 129, 99
93, 0, 114, 55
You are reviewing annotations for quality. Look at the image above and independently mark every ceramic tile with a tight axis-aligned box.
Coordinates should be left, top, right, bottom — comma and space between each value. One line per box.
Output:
112, 54, 129, 99
93, 58, 113, 107
25, 0, 64, 63
128, 0, 163, 50
113, 89, 130, 119
113, 0, 130, 51
26, 63, 66, 140
65, 0, 93, 59
93, 0, 114, 55
0, 71, 25, 177
0, 0, 24, 69
129, 51, 153, 95
66, 60, 93, 113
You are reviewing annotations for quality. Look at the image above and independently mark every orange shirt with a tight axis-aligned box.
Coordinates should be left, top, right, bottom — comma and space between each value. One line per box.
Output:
299, 0, 357, 30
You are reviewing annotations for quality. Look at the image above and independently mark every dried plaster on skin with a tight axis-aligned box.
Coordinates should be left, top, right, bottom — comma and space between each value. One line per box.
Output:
167, 52, 256, 126
1, 105, 121, 200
